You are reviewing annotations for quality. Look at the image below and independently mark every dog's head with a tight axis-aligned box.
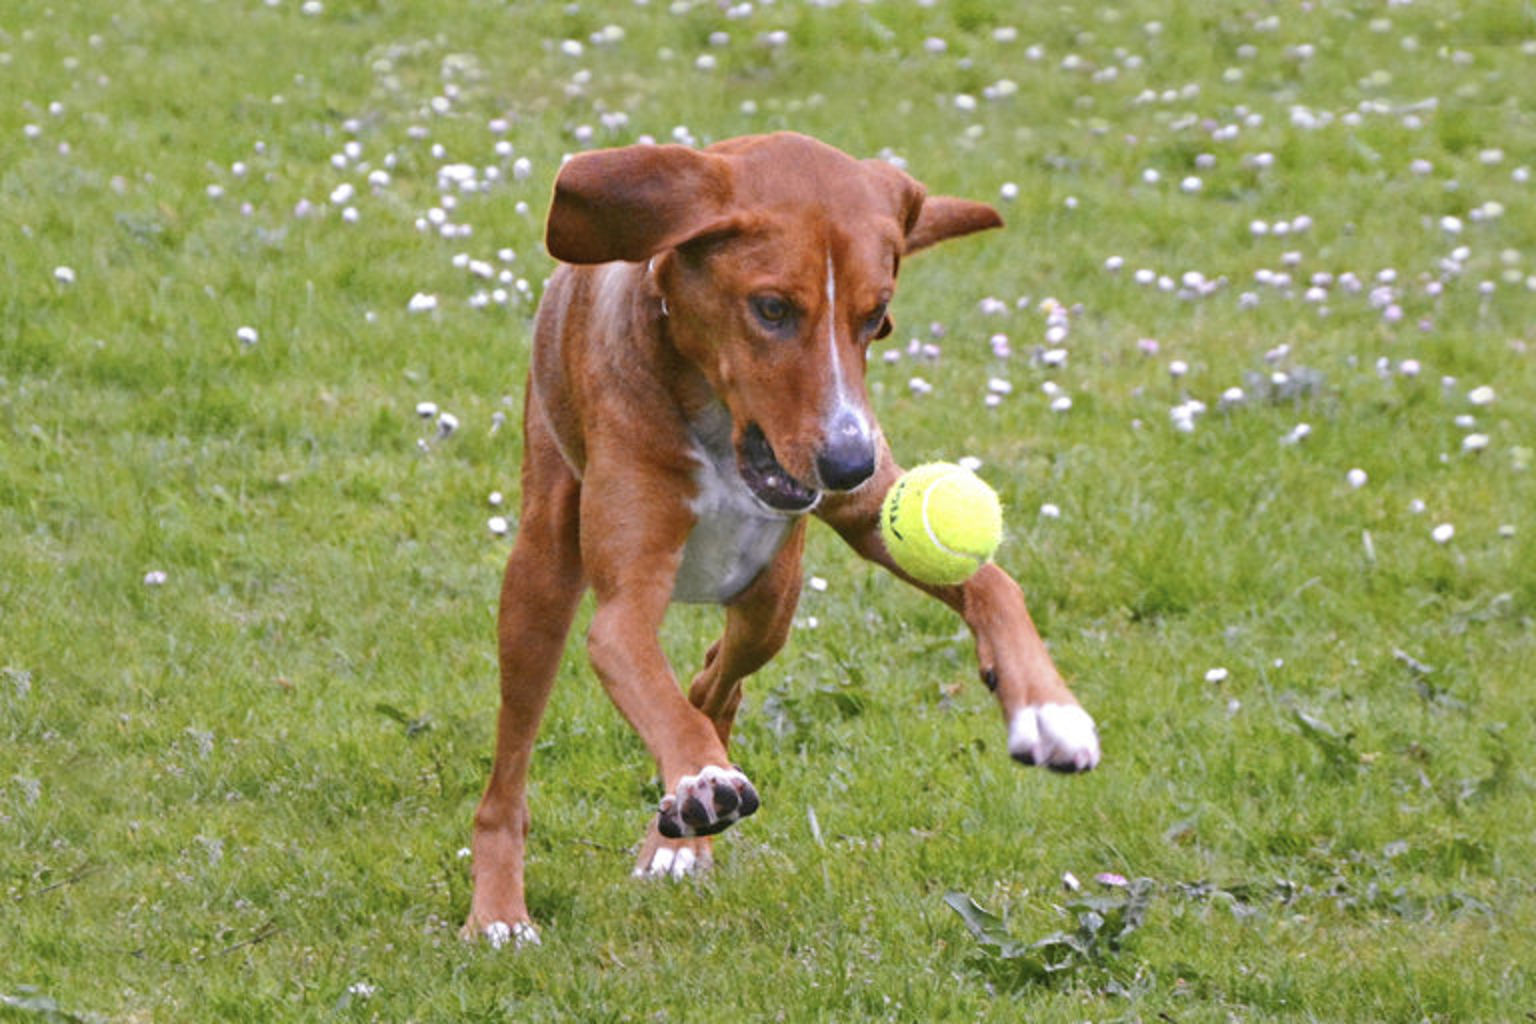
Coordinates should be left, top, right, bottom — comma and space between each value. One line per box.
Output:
545, 132, 1001, 513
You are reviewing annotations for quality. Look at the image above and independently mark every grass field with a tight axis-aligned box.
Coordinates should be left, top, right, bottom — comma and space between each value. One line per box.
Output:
4, 0, 1536, 1020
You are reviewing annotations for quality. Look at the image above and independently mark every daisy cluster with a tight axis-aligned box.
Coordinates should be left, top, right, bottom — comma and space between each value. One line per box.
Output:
284, 107, 539, 317
19, 2, 1523, 558
861, 6, 1532, 549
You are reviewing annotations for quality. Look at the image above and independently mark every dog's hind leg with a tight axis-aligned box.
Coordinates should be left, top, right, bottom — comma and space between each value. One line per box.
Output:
463, 407, 586, 947
633, 522, 807, 879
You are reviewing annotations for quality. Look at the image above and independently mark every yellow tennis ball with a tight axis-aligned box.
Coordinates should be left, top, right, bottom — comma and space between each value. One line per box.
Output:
879, 462, 1003, 585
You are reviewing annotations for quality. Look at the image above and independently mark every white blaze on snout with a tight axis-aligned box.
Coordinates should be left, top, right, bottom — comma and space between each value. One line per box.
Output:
824, 253, 850, 411
822, 252, 873, 475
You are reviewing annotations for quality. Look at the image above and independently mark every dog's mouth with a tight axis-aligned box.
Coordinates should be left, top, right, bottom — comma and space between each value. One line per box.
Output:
737, 423, 821, 513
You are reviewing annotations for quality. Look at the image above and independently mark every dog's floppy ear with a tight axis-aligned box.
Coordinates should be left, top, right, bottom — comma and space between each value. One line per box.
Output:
861, 157, 1002, 255
545, 144, 736, 265
903, 195, 1004, 254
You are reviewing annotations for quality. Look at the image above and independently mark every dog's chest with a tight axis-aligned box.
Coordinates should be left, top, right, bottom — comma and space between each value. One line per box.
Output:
673, 418, 796, 605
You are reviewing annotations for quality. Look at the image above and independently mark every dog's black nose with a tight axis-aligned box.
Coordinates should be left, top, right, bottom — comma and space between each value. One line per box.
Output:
816, 413, 876, 492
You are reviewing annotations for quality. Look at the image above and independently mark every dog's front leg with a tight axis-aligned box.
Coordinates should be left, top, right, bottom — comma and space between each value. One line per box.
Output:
632, 521, 808, 878
818, 447, 1100, 772
588, 588, 763, 839
580, 466, 762, 841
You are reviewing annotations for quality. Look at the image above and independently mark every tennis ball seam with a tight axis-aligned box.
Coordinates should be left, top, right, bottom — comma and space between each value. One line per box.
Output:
879, 462, 1003, 586
920, 476, 985, 563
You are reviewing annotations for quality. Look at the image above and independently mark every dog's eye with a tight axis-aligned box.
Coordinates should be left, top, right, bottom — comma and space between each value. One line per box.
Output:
864, 303, 891, 339
751, 295, 794, 330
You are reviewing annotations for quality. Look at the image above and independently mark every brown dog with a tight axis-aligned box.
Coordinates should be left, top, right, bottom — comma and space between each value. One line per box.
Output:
464, 132, 1099, 947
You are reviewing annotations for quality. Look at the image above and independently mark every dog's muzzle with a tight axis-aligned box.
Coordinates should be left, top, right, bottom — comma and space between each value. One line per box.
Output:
738, 424, 822, 513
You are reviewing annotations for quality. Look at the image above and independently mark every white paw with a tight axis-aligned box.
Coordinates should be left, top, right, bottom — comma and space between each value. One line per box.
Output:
632, 843, 705, 881
657, 765, 759, 838
1008, 703, 1100, 772
483, 920, 541, 950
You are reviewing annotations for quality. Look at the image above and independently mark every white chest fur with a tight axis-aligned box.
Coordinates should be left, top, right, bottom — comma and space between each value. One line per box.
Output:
672, 407, 797, 605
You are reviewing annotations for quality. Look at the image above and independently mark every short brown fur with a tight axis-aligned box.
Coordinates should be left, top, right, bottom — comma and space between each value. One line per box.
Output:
464, 133, 1096, 943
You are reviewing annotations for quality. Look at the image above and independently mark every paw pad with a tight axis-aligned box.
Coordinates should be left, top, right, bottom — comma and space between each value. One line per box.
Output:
656, 766, 759, 839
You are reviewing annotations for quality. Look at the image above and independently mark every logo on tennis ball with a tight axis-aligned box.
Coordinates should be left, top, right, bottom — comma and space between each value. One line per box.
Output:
879, 462, 1003, 585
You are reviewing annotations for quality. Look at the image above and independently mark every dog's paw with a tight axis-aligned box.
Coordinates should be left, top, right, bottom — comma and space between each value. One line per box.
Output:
1008, 704, 1100, 773
656, 765, 759, 839
464, 919, 541, 950
633, 831, 715, 881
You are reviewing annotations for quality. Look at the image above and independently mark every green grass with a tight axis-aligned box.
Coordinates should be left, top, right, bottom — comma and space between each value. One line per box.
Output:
4, 0, 1536, 1020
